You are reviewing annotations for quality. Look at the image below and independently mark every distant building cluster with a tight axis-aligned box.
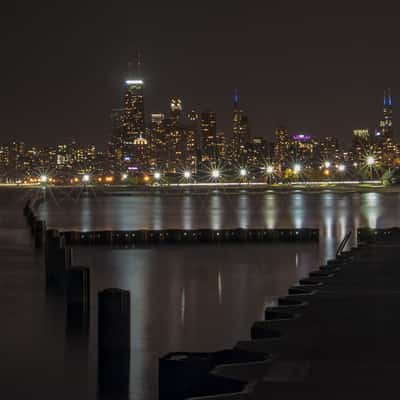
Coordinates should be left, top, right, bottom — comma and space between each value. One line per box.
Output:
0, 77, 398, 184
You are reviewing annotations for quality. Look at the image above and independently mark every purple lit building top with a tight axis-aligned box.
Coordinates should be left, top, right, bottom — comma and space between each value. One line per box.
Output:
293, 134, 311, 141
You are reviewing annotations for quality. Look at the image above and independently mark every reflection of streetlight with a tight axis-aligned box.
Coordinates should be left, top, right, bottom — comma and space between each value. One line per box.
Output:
293, 164, 302, 174
211, 169, 220, 179
366, 156, 375, 166
154, 172, 161, 181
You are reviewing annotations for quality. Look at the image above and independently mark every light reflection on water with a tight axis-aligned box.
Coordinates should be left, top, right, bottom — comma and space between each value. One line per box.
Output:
35, 191, 400, 400
39, 191, 400, 241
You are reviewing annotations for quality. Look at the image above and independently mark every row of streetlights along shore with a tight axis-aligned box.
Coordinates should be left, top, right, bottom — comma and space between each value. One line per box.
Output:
35, 155, 390, 186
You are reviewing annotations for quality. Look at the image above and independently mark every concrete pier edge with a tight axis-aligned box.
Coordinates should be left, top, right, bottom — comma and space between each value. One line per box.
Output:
159, 228, 400, 400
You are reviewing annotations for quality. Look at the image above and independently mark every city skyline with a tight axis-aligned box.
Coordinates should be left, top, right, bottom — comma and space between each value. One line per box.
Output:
2, 3, 400, 146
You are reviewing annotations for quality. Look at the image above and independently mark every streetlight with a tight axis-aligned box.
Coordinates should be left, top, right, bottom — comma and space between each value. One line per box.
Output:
324, 161, 331, 169
293, 164, 302, 174
40, 175, 48, 184
82, 174, 90, 183
121, 173, 128, 181
239, 168, 247, 177
266, 165, 274, 174
154, 172, 161, 181
211, 169, 220, 179
183, 170, 191, 179
366, 156, 375, 166
338, 164, 346, 172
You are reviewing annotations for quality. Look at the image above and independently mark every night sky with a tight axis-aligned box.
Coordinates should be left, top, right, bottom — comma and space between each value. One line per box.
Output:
2, 2, 400, 148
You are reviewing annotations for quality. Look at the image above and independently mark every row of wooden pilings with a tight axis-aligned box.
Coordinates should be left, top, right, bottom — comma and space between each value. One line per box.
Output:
62, 227, 319, 246
22, 197, 319, 398
23, 199, 133, 397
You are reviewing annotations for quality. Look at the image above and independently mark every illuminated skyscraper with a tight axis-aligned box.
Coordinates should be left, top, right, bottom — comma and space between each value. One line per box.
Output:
274, 126, 291, 167
149, 113, 167, 167
201, 110, 218, 163
320, 136, 340, 162
232, 89, 249, 162
123, 79, 145, 140
378, 88, 393, 138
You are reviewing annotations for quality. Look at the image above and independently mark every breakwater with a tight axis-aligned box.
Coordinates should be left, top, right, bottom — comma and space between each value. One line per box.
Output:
23, 198, 319, 247
158, 230, 400, 400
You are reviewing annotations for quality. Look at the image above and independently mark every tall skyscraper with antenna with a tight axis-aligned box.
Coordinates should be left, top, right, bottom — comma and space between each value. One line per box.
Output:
123, 57, 145, 141
378, 88, 393, 138
232, 89, 249, 163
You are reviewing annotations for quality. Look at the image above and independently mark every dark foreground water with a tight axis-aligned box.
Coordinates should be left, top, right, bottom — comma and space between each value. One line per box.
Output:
2, 188, 400, 399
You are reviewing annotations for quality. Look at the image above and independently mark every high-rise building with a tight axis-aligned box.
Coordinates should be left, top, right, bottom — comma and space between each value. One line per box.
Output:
274, 126, 291, 167
149, 113, 166, 168
320, 136, 340, 162
351, 129, 371, 164
201, 110, 218, 163
247, 137, 269, 168
108, 108, 126, 168
170, 99, 183, 119
232, 90, 249, 162
123, 79, 145, 141
290, 134, 318, 167
378, 88, 393, 138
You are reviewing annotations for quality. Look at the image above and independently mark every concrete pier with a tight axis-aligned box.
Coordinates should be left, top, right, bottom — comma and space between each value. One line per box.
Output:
159, 350, 268, 400
160, 230, 400, 400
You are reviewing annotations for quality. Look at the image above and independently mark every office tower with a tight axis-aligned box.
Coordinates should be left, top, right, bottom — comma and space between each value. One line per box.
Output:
149, 113, 167, 168
170, 98, 183, 119
123, 79, 145, 140
108, 108, 126, 170
319, 136, 339, 162
274, 126, 291, 167
232, 90, 249, 162
378, 89, 393, 138
291, 134, 318, 167
247, 137, 269, 167
200, 110, 218, 163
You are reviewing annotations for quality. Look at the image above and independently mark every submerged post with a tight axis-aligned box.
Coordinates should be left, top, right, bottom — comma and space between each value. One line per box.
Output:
98, 288, 131, 397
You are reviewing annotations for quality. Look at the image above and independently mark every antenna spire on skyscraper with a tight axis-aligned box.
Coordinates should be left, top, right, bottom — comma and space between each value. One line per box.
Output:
388, 88, 393, 106
234, 89, 239, 108
137, 52, 142, 76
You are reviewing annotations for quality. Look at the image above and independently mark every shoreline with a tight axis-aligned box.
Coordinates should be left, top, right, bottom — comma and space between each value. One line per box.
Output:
3, 183, 400, 195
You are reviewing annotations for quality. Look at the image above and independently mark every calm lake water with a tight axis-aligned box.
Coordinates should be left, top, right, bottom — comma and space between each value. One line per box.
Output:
3, 188, 400, 399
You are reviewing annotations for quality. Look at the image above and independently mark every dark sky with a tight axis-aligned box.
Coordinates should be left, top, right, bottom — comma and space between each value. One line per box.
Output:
1, 2, 400, 148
